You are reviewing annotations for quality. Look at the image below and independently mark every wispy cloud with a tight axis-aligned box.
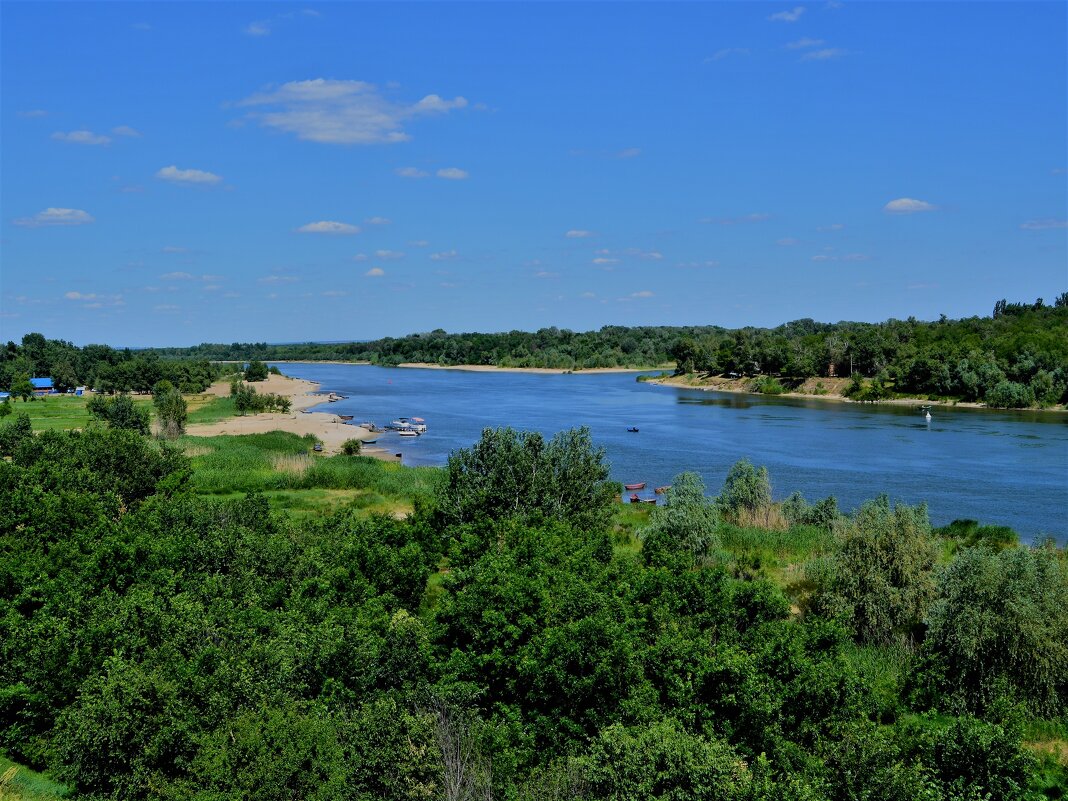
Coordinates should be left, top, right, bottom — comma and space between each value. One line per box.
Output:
297, 220, 360, 234
1020, 218, 1068, 230
429, 249, 459, 261
592, 257, 619, 265
52, 129, 111, 145
702, 213, 771, 225
777, 237, 800, 246
769, 6, 805, 22
801, 48, 847, 61
375, 249, 405, 259
437, 167, 469, 180
817, 223, 845, 231
365, 267, 385, 277
706, 47, 750, 62
565, 229, 594, 238
884, 197, 937, 214
534, 271, 559, 279
156, 165, 222, 184
409, 240, 430, 247
64, 291, 97, 300
15, 207, 94, 227
616, 147, 642, 159
259, 275, 298, 284
630, 290, 654, 298
322, 289, 348, 297
18, 109, 47, 118
244, 9, 319, 37
112, 125, 141, 137
162, 245, 188, 254
786, 37, 825, 49
160, 271, 194, 281
237, 79, 468, 145
365, 216, 391, 225
396, 166, 429, 178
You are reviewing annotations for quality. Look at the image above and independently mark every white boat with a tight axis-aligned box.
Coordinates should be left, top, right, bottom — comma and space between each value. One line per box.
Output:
398, 430, 419, 437
390, 417, 427, 433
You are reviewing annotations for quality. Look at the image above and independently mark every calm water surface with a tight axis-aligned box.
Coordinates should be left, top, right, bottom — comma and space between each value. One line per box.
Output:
276, 363, 1068, 542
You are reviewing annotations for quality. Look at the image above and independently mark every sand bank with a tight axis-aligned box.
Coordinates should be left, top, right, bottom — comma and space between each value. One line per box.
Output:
188, 375, 398, 459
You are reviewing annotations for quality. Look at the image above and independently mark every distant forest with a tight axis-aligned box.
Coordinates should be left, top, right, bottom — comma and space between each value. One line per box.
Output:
3, 294, 1066, 407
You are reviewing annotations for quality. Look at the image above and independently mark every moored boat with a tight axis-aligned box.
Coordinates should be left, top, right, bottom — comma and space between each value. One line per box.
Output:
338, 415, 354, 421
654, 486, 671, 495
629, 493, 642, 503
624, 482, 646, 490
627, 427, 639, 433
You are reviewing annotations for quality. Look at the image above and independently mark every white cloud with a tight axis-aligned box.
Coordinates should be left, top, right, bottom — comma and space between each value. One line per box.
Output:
429, 249, 459, 261
161, 271, 194, 280
631, 290, 654, 298
237, 78, 468, 145
352, 253, 369, 262
842, 253, 870, 261
786, 37, 825, 49
64, 291, 97, 300
706, 47, 750, 62
112, 125, 141, 137
375, 249, 405, 259
18, 109, 47, 118
162, 245, 188, 254
365, 216, 392, 225
801, 48, 847, 61
565, 229, 594, 238
592, 257, 619, 265
884, 197, 937, 214
153, 304, 180, 312
365, 267, 385, 277
769, 6, 805, 22
581, 292, 596, 299
52, 130, 111, 145
777, 237, 800, 246
322, 289, 349, 297
437, 167, 469, 180
817, 223, 845, 231
535, 271, 559, 279
156, 165, 222, 184
259, 275, 298, 284
297, 220, 361, 234
409, 239, 430, 247
396, 166, 429, 178
14, 207, 95, 227
245, 20, 271, 36
617, 147, 641, 159
1020, 219, 1068, 230
201, 274, 224, 281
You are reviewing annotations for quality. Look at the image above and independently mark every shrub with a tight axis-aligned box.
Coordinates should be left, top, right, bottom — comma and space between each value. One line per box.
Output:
341, 439, 362, 456
717, 459, 772, 519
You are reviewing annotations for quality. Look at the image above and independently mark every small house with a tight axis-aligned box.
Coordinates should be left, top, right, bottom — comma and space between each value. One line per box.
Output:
30, 377, 54, 396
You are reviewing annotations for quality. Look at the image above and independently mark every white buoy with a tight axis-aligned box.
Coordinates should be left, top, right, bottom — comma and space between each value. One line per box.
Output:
925, 411, 932, 421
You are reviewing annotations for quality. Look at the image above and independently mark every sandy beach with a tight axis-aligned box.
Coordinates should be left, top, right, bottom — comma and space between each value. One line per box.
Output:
187, 374, 399, 459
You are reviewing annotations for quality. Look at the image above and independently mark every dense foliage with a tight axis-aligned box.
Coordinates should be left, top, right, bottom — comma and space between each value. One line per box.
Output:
0, 418, 1065, 799
0, 334, 225, 396
118, 294, 1068, 407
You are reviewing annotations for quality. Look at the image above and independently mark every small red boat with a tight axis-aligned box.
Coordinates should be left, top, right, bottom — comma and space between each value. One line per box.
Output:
624, 482, 646, 490
629, 493, 642, 503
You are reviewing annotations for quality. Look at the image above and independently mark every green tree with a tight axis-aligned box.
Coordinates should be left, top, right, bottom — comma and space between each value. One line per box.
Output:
341, 438, 362, 456
245, 359, 269, 382
809, 497, 937, 645
10, 374, 35, 402
152, 380, 187, 439
0, 398, 10, 418
922, 545, 1068, 716
640, 472, 720, 562
437, 427, 618, 530
86, 393, 151, 435
51, 360, 79, 394
716, 459, 772, 519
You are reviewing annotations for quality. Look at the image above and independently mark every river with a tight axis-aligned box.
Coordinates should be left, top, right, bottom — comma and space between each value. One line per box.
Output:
276, 363, 1068, 542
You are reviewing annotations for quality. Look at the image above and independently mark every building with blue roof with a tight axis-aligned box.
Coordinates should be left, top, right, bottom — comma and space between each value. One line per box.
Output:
30, 377, 54, 395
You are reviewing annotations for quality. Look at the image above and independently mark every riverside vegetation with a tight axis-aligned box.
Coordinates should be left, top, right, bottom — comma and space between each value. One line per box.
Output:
126, 293, 1068, 409
1, 404, 1066, 800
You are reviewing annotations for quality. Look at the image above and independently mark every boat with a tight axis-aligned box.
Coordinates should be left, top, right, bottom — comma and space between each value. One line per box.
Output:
398, 430, 419, 437
624, 482, 646, 490
338, 415, 353, 421
642, 498, 657, 505
654, 486, 671, 495
389, 417, 427, 433
629, 493, 642, 503
358, 422, 376, 430
363, 439, 378, 444
627, 427, 639, 433
312, 443, 323, 453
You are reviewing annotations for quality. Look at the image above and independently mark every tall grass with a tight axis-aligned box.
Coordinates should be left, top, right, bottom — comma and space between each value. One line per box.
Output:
185, 393, 238, 425
181, 432, 444, 509
0, 756, 69, 800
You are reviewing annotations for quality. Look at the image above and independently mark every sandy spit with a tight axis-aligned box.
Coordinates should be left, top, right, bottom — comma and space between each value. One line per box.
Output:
187, 374, 399, 459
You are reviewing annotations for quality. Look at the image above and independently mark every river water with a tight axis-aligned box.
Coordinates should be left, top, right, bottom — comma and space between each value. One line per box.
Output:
276, 363, 1067, 542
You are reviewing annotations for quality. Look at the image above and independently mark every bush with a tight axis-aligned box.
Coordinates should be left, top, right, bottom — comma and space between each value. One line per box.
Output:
749, 376, 786, 395
341, 439, 362, 456
717, 459, 772, 518
244, 360, 269, 382
985, 380, 1035, 408
86, 393, 150, 435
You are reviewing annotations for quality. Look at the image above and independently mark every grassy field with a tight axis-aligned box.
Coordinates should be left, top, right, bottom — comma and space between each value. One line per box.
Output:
0, 756, 68, 800
4, 393, 154, 432
178, 431, 444, 517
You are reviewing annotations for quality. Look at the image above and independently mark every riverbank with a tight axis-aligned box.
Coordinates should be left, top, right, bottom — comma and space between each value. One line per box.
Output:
652, 373, 1067, 413
186, 374, 397, 459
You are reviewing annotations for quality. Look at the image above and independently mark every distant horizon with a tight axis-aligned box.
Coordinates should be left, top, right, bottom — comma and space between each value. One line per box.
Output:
3, 2, 1065, 346
9, 291, 1063, 351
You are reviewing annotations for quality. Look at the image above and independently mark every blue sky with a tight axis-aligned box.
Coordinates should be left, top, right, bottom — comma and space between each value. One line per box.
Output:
2, 2, 1065, 347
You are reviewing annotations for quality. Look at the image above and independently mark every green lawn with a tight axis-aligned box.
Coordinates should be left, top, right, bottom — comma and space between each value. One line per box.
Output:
0, 756, 68, 800
5, 393, 153, 432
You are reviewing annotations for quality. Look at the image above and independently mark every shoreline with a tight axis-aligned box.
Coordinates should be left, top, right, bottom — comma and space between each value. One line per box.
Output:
650, 373, 1067, 414
396, 362, 664, 374
185, 374, 399, 460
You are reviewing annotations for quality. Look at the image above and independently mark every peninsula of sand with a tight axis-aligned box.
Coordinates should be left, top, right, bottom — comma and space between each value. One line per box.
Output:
185, 374, 395, 459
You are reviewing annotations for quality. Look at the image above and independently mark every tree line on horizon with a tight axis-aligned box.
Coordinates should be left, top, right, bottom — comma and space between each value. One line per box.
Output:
0, 414, 1065, 800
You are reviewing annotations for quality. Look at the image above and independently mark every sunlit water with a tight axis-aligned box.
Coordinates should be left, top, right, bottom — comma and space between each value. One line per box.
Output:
274, 363, 1068, 543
